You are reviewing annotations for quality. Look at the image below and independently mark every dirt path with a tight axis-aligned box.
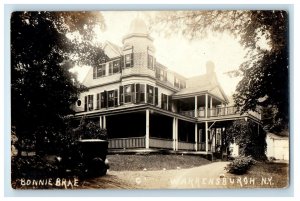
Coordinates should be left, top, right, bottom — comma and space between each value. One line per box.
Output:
82, 162, 229, 189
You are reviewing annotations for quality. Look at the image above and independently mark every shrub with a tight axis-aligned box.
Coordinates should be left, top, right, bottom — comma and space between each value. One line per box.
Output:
225, 156, 256, 175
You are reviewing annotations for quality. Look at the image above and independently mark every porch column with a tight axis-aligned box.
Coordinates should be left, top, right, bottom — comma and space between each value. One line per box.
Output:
205, 121, 209, 153
99, 116, 102, 129
194, 96, 198, 117
205, 94, 208, 118
195, 123, 198, 151
173, 117, 176, 150
144, 85, 147, 104
175, 118, 178, 151
145, 109, 150, 149
103, 115, 106, 129
210, 96, 213, 116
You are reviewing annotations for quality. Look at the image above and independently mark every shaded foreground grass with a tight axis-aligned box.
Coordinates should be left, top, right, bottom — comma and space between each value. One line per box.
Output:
225, 161, 289, 188
107, 154, 211, 171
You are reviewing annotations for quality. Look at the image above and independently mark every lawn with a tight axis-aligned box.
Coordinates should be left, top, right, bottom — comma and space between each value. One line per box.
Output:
107, 154, 211, 171
225, 161, 289, 188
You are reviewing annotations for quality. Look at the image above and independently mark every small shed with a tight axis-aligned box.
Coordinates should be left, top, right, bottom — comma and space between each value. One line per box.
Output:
266, 133, 289, 161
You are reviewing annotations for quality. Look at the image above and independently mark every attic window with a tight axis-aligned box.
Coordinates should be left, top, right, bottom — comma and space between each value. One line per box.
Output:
148, 54, 154, 70
93, 64, 106, 79
109, 59, 120, 75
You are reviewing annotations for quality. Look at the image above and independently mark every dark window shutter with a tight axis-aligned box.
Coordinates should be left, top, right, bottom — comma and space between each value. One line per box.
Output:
131, 53, 134, 67
84, 96, 87, 111
120, 56, 124, 70
104, 90, 108, 108
155, 87, 158, 106
119, 86, 124, 105
96, 93, 100, 110
131, 46, 134, 67
131, 84, 135, 103
135, 84, 140, 104
168, 96, 172, 111
114, 90, 118, 106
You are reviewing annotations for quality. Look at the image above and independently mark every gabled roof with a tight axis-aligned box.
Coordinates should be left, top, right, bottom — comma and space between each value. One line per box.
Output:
172, 72, 229, 103
103, 41, 123, 58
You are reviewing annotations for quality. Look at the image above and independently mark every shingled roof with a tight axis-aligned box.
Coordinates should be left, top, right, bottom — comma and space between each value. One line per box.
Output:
172, 72, 229, 103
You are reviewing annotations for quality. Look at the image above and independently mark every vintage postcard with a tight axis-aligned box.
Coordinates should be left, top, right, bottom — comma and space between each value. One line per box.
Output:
11, 10, 289, 189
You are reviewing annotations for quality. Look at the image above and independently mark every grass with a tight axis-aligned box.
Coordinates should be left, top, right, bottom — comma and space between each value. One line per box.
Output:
225, 161, 289, 188
107, 154, 211, 171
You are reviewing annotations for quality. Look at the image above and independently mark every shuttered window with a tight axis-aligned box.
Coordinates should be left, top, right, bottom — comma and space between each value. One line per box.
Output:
135, 84, 145, 103
96, 93, 100, 110
161, 94, 168, 110
88, 95, 94, 111
100, 91, 107, 108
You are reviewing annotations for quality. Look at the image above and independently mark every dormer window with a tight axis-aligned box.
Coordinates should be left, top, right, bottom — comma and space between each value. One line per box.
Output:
148, 54, 154, 70
109, 59, 120, 75
93, 63, 106, 79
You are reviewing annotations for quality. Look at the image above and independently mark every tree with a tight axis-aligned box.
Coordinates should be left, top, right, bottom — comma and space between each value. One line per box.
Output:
226, 120, 267, 160
11, 11, 106, 154
152, 11, 289, 132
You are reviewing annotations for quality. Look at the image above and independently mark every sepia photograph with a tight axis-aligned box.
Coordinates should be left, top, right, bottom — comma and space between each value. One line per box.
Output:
10, 10, 289, 190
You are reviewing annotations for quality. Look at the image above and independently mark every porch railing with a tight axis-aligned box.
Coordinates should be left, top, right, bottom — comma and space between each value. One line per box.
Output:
179, 110, 195, 117
149, 137, 173, 149
180, 106, 261, 120
206, 106, 239, 117
180, 106, 239, 118
178, 141, 195, 151
108, 137, 145, 149
197, 142, 206, 151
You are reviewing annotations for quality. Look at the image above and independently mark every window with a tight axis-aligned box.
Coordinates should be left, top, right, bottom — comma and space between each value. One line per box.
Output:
93, 64, 106, 78
156, 68, 167, 81
174, 77, 180, 88
148, 54, 154, 70
161, 94, 168, 110
88, 95, 94, 111
108, 90, 115, 107
125, 53, 133, 68
147, 85, 154, 104
124, 84, 134, 103
146, 85, 158, 105
174, 77, 186, 89
163, 71, 167, 81
180, 80, 186, 89
155, 68, 161, 79
100, 92, 107, 108
96, 94, 100, 110
77, 100, 81, 107
135, 84, 145, 103
109, 59, 120, 75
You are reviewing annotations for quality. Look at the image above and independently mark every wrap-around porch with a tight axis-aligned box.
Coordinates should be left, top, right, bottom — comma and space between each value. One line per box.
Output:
95, 109, 225, 154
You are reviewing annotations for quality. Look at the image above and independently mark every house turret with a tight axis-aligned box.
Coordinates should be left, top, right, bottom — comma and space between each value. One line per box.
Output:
121, 17, 156, 77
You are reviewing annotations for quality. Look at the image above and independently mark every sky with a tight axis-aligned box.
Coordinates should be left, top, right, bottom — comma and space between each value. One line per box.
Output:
73, 11, 247, 97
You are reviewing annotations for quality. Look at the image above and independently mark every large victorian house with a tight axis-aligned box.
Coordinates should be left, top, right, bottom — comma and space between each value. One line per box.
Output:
73, 18, 261, 157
